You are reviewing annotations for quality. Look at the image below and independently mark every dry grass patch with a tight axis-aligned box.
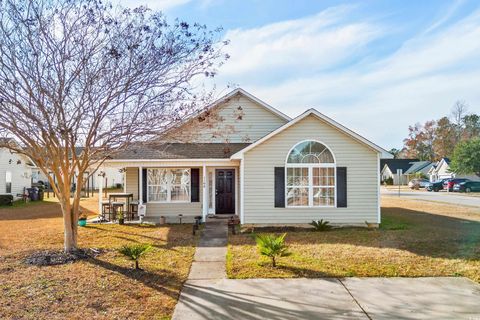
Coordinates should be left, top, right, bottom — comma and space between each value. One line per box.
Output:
227, 196, 480, 282
0, 195, 197, 319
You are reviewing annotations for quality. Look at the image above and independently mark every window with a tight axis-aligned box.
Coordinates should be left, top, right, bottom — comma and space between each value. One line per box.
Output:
147, 168, 190, 202
286, 141, 335, 207
5, 171, 12, 194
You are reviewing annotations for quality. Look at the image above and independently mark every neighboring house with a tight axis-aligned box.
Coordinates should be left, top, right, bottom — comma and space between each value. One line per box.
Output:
429, 158, 452, 182
380, 159, 418, 185
0, 139, 35, 198
429, 158, 478, 182
404, 161, 434, 181
102, 88, 392, 226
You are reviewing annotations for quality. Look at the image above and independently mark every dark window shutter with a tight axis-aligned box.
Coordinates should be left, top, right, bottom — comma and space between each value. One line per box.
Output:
274, 167, 285, 208
191, 168, 200, 202
142, 168, 147, 203
337, 167, 347, 207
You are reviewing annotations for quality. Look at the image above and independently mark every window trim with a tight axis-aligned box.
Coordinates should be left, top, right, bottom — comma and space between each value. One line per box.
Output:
146, 168, 191, 203
284, 140, 337, 208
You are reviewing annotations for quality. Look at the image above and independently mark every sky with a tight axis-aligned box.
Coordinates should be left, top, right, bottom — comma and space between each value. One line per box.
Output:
117, 0, 480, 149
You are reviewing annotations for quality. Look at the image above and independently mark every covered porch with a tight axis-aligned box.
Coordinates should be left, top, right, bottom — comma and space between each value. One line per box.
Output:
99, 159, 242, 224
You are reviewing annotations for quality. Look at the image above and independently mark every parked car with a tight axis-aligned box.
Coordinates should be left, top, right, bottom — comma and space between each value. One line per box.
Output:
408, 179, 430, 189
446, 178, 470, 192
426, 179, 448, 192
453, 181, 480, 193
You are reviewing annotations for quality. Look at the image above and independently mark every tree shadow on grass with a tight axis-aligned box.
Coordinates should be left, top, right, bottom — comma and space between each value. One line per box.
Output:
85, 224, 189, 241
85, 256, 181, 299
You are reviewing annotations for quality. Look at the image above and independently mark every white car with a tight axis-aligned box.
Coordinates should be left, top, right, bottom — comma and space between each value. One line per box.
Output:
408, 179, 430, 189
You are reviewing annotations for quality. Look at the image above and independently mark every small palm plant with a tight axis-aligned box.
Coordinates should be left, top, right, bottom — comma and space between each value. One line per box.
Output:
254, 233, 291, 267
118, 243, 153, 270
309, 219, 332, 231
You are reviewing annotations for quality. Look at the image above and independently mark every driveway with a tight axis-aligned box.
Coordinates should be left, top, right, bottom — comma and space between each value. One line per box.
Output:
173, 277, 480, 319
381, 188, 480, 207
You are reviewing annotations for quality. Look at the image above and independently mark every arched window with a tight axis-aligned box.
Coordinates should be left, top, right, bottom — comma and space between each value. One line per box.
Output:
286, 141, 335, 207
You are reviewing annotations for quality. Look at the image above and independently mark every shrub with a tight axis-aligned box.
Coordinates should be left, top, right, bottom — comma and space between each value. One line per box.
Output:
309, 219, 332, 231
254, 233, 291, 267
118, 244, 152, 270
383, 177, 394, 185
0, 194, 13, 206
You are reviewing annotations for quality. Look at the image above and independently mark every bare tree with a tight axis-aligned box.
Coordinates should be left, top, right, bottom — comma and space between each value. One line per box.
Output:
0, 0, 228, 252
451, 100, 468, 127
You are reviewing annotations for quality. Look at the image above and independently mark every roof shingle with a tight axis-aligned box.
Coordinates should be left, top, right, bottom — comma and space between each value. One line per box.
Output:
110, 143, 251, 160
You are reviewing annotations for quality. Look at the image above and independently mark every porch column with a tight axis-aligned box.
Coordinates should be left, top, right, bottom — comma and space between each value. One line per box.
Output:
97, 170, 103, 216
240, 157, 245, 224
202, 163, 208, 221
138, 166, 143, 204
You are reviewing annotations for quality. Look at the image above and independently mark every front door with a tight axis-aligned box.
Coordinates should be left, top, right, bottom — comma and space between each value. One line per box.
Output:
215, 169, 235, 214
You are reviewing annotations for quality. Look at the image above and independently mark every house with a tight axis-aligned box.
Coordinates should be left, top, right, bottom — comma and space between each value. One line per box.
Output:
0, 139, 36, 198
102, 89, 392, 226
429, 158, 478, 182
404, 161, 434, 180
380, 159, 418, 185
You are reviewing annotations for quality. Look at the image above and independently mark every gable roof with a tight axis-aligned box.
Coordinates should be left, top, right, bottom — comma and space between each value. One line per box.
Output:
227, 88, 291, 121
231, 108, 392, 159
170, 88, 291, 133
381, 159, 417, 174
108, 143, 250, 160
430, 157, 451, 173
404, 161, 433, 174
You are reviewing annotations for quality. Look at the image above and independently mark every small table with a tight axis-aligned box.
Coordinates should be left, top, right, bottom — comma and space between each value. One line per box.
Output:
108, 193, 134, 220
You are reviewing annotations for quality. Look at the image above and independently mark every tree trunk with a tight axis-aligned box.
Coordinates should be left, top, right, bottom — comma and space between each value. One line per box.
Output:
59, 186, 79, 253
63, 209, 77, 252
135, 260, 139, 270
272, 256, 276, 267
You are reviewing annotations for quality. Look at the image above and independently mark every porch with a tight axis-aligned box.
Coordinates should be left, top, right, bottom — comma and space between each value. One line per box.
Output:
98, 159, 242, 224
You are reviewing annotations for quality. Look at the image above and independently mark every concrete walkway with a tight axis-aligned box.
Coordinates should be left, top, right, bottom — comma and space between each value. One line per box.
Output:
187, 218, 228, 281
173, 217, 480, 319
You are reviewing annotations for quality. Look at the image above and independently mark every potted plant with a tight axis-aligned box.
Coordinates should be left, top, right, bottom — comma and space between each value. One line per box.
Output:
78, 212, 87, 227
117, 210, 125, 225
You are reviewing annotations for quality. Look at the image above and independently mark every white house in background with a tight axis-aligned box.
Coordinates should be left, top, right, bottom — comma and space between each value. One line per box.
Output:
0, 140, 35, 197
92, 167, 124, 189
101, 88, 392, 226
380, 159, 418, 185
429, 158, 478, 182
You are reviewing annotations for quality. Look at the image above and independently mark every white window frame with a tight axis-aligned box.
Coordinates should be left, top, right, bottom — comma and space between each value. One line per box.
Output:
285, 140, 337, 208
147, 168, 191, 203
5, 171, 12, 194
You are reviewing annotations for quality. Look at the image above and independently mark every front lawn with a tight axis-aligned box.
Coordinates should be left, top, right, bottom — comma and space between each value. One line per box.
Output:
227, 196, 480, 283
0, 196, 197, 319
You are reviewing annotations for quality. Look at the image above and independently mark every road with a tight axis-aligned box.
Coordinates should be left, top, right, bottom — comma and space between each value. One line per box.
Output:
381, 188, 480, 207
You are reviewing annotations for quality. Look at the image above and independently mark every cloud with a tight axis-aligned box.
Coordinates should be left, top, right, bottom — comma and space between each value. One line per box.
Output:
215, 6, 480, 149
222, 6, 382, 81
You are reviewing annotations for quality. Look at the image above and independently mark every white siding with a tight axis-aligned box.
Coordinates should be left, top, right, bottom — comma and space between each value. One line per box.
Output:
243, 115, 379, 225
124, 166, 202, 223
0, 149, 32, 196
168, 94, 287, 143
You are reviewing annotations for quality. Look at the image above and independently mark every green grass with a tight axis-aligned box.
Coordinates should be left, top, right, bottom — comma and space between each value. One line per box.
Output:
0, 199, 55, 209
380, 215, 410, 230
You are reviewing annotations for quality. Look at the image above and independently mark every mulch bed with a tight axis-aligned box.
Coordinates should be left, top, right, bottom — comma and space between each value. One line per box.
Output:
24, 248, 104, 266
